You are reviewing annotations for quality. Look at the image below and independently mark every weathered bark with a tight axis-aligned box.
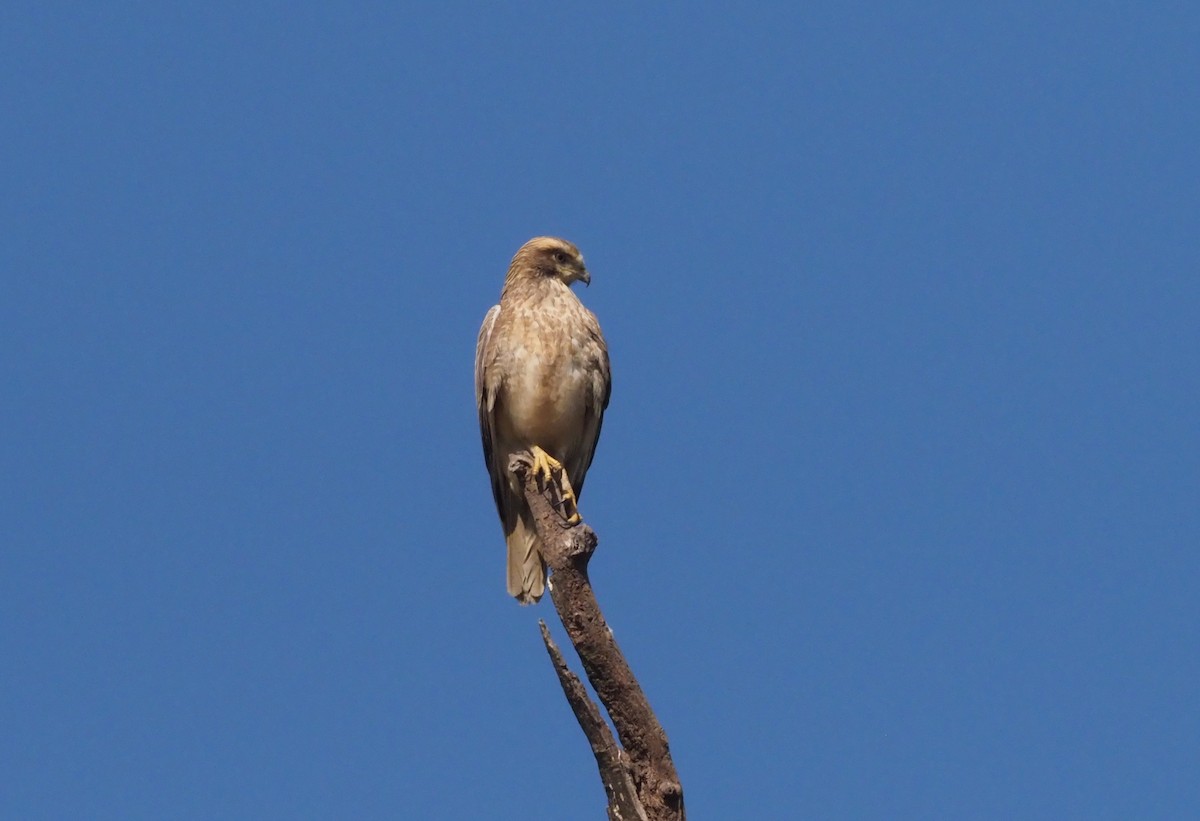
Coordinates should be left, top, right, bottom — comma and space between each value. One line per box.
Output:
510, 454, 685, 821
538, 622, 646, 821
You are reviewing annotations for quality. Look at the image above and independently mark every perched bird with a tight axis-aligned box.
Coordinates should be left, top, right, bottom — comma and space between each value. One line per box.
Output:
475, 237, 612, 603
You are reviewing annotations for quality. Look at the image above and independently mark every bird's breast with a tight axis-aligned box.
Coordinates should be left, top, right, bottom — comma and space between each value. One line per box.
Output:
497, 315, 592, 457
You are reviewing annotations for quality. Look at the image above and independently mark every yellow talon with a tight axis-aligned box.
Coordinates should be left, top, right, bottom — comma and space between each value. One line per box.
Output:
528, 445, 561, 487
530, 445, 582, 524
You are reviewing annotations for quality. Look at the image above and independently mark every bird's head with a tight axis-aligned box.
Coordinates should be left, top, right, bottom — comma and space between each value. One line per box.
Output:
511, 236, 590, 287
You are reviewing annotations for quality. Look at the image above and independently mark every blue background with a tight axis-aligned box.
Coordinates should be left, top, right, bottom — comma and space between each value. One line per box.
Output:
3, 3, 1197, 818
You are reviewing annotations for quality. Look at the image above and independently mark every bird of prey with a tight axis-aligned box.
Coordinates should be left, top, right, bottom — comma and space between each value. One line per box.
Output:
475, 237, 611, 603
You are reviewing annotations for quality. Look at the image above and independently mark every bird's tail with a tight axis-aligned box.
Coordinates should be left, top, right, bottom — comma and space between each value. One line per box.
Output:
506, 516, 546, 604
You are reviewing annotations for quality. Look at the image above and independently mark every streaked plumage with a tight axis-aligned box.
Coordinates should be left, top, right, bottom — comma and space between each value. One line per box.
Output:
475, 237, 611, 603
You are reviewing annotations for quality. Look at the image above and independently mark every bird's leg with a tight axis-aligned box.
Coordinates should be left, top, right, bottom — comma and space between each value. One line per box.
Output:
555, 470, 581, 525
529, 445, 582, 525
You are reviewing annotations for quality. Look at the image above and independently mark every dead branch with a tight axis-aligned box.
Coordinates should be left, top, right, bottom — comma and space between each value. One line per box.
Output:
509, 453, 685, 821
538, 622, 646, 821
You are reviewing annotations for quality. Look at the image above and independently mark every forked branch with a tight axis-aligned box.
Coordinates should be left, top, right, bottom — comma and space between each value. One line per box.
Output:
509, 453, 685, 821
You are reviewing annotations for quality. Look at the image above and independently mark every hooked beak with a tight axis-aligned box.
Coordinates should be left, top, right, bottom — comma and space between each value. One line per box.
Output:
580, 268, 591, 287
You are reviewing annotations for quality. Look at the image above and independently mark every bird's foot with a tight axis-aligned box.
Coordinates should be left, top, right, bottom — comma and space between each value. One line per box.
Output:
529, 445, 581, 525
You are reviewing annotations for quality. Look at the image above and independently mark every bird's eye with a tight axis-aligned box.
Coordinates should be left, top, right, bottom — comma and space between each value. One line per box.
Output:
554, 251, 566, 263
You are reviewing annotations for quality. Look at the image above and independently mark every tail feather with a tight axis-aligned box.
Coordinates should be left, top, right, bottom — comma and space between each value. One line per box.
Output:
506, 516, 546, 604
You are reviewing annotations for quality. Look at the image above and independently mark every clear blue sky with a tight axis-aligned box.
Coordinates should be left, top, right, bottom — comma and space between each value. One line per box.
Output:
3, 3, 1197, 818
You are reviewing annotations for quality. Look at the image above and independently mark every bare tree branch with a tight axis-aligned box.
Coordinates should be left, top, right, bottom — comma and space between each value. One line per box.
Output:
510, 453, 685, 821
539, 621, 646, 821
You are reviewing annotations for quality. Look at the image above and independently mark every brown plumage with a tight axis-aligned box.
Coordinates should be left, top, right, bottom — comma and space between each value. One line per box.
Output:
475, 237, 612, 603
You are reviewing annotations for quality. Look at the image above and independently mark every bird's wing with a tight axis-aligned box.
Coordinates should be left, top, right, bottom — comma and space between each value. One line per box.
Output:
566, 307, 611, 498
475, 304, 506, 517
